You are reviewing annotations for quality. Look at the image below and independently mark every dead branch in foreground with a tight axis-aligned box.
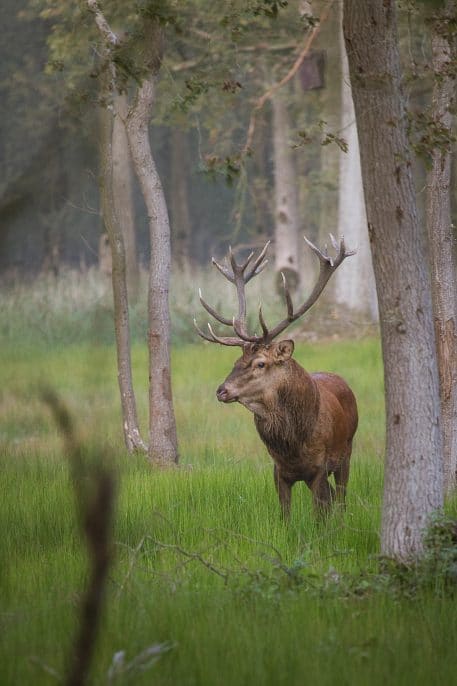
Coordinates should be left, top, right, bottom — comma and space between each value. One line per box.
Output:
42, 390, 116, 686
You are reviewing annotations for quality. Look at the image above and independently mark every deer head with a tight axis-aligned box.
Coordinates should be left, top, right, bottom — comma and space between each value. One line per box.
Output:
194, 235, 355, 413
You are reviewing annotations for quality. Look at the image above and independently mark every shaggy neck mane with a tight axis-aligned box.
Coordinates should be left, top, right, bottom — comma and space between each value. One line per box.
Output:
254, 360, 319, 458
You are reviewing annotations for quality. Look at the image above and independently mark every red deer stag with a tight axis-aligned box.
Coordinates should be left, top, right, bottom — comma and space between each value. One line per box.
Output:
195, 236, 358, 518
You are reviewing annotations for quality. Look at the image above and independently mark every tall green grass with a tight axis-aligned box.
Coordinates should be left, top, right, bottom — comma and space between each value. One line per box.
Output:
0, 264, 376, 346
1, 339, 457, 685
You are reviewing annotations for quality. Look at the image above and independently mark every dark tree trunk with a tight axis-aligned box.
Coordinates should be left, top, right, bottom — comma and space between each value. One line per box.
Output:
343, 0, 443, 560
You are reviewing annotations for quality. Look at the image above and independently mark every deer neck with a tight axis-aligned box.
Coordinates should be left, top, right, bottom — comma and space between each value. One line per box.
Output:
254, 361, 320, 453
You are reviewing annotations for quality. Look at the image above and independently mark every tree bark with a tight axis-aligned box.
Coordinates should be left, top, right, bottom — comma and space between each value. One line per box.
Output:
126, 73, 179, 466
170, 128, 192, 264
425, 3, 457, 496
336, 7, 377, 320
272, 90, 300, 292
112, 92, 140, 301
98, 95, 147, 454
343, 0, 443, 560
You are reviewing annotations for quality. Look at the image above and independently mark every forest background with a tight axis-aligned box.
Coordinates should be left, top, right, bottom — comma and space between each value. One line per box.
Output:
2, 1, 457, 685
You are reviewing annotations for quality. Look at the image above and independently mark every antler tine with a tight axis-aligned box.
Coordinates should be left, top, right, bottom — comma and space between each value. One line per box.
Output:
303, 235, 332, 265
207, 323, 245, 346
329, 232, 339, 252
258, 304, 269, 338
199, 289, 233, 327
245, 240, 271, 282
264, 234, 356, 342
232, 317, 262, 343
281, 272, 294, 320
212, 257, 234, 283
228, 245, 240, 275
193, 318, 217, 343
240, 250, 255, 272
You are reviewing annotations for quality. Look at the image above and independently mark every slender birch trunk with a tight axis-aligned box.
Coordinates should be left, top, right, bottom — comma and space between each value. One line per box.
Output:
89, 2, 178, 464
98, 91, 146, 454
272, 90, 300, 292
113, 92, 139, 301
426, 3, 457, 495
336, 6, 377, 320
343, 0, 443, 560
126, 65, 179, 466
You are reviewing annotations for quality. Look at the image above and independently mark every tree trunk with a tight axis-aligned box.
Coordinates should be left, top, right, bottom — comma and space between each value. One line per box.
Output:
126, 75, 179, 466
170, 127, 192, 264
336, 7, 377, 320
272, 90, 300, 292
112, 92, 140, 301
343, 0, 443, 560
98, 97, 146, 454
425, 3, 457, 496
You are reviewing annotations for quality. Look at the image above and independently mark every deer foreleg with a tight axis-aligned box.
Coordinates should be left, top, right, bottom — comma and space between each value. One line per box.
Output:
310, 472, 335, 517
333, 456, 351, 508
273, 465, 292, 519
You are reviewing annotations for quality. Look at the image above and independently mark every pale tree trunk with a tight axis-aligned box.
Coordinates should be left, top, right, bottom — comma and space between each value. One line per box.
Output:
426, 3, 457, 496
126, 67, 179, 465
89, 2, 178, 465
98, 92, 147, 454
272, 90, 300, 291
112, 92, 140, 301
170, 128, 192, 264
315, 1, 338, 253
336, 7, 377, 320
343, 0, 443, 560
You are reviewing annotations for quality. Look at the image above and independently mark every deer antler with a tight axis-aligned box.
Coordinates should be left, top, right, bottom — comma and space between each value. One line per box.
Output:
194, 235, 355, 346
194, 241, 270, 346
264, 234, 356, 341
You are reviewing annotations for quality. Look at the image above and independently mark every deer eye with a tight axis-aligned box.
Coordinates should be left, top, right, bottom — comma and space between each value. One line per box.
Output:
257, 362, 265, 368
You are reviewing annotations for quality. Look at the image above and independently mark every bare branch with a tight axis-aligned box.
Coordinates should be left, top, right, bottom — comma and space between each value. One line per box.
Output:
87, 0, 120, 49
242, 0, 336, 155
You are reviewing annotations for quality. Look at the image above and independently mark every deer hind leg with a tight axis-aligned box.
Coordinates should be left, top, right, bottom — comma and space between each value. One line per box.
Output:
273, 465, 292, 520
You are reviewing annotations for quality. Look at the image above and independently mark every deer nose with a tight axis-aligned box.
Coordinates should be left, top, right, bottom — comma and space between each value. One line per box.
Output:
216, 384, 229, 401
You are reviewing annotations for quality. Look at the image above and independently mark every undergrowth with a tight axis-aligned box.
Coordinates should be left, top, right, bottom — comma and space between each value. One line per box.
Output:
0, 264, 377, 346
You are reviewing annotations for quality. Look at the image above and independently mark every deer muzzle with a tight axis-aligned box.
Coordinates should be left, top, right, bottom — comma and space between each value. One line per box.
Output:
216, 383, 237, 403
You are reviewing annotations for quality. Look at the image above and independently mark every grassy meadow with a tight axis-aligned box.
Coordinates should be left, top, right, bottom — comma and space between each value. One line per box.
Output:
1, 278, 457, 685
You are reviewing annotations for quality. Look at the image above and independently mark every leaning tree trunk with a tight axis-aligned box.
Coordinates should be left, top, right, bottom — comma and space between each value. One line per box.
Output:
343, 0, 443, 560
98, 93, 147, 454
112, 92, 140, 301
425, 3, 457, 496
126, 74, 179, 465
335, 6, 377, 320
272, 90, 300, 292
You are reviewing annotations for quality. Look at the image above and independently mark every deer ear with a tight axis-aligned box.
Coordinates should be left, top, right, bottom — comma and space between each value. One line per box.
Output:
274, 339, 294, 361
243, 343, 260, 357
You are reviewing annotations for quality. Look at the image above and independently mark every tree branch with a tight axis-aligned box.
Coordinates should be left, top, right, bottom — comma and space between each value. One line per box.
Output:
242, 0, 335, 155
87, 0, 120, 48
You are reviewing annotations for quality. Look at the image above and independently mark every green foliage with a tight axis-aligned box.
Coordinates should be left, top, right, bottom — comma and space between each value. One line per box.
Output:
407, 109, 456, 166
293, 120, 349, 153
